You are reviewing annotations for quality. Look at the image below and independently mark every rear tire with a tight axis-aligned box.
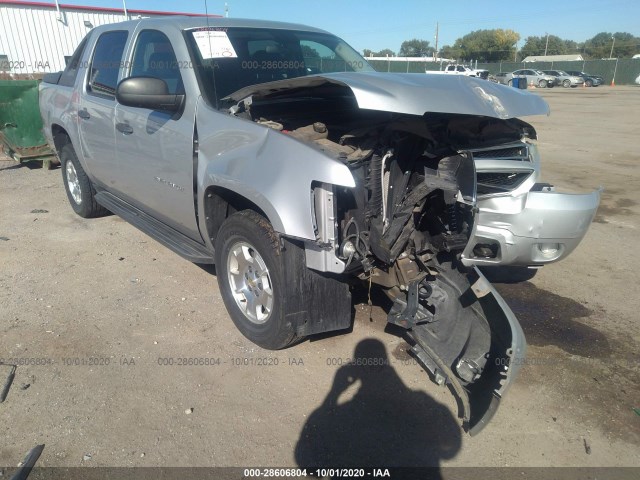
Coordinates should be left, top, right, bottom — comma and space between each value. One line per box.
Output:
60, 142, 108, 218
215, 210, 301, 350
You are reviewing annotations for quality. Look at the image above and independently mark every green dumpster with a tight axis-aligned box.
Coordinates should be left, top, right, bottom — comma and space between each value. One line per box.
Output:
0, 80, 55, 167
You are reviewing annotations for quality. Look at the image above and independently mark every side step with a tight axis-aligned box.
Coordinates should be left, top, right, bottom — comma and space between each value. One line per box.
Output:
95, 192, 215, 264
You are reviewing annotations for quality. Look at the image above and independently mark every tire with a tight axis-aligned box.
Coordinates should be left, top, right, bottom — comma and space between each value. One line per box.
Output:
538, 79, 547, 88
507, 79, 513, 86
585, 79, 593, 87
562, 79, 571, 88
60, 142, 108, 218
215, 210, 300, 350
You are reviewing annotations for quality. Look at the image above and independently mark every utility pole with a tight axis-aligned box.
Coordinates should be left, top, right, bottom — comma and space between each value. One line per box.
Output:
225, 2, 229, 18
609, 36, 616, 59
544, 32, 549, 56
434, 22, 439, 60
122, 0, 128, 19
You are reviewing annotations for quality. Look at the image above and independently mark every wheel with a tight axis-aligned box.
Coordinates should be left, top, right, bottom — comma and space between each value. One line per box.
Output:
215, 210, 300, 350
563, 79, 571, 88
585, 79, 593, 87
507, 79, 513, 86
60, 142, 108, 218
538, 79, 547, 88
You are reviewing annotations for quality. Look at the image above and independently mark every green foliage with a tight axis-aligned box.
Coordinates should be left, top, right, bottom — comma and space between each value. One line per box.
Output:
365, 30, 640, 64
449, 29, 520, 62
584, 32, 639, 59
399, 39, 434, 57
520, 35, 571, 58
363, 48, 396, 57
302, 45, 320, 58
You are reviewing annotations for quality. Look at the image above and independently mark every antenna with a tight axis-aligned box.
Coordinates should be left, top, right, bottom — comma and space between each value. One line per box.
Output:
203, 0, 219, 109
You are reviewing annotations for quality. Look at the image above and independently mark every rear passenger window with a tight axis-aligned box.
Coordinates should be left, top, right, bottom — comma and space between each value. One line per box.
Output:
130, 30, 184, 94
59, 36, 88, 87
88, 30, 128, 98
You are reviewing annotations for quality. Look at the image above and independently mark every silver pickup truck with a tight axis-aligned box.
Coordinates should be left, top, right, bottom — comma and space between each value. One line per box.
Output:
39, 17, 599, 435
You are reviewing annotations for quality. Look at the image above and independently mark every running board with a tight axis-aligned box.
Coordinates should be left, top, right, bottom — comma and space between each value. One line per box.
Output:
95, 192, 215, 264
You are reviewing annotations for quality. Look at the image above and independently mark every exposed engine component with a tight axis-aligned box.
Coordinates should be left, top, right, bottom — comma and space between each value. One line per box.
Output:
242, 99, 528, 434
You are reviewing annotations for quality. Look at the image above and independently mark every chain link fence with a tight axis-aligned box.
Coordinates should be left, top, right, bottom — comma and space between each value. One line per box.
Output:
365, 58, 640, 85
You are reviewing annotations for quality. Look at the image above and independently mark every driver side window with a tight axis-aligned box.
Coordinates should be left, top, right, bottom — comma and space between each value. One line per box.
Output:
130, 30, 184, 94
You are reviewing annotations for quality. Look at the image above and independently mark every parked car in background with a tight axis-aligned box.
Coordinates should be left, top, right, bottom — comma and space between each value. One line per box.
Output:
542, 70, 584, 88
565, 71, 604, 87
492, 72, 510, 84
511, 69, 556, 88
426, 64, 489, 79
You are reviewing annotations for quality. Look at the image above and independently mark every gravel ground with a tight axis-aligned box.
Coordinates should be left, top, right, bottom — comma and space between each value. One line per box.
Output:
0, 85, 638, 474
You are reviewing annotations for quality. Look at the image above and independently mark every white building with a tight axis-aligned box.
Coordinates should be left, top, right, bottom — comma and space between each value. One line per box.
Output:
0, 0, 215, 75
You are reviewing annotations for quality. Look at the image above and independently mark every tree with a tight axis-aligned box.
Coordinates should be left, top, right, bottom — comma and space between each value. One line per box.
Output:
363, 48, 395, 57
450, 29, 520, 62
399, 39, 434, 57
438, 45, 461, 60
584, 32, 639, 58
302, 45, 320, 58
519, 35, 569, 58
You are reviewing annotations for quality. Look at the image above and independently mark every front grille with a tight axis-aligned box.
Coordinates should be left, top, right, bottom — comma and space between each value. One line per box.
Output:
476, 172, 532, 195
471, 145, 529, 161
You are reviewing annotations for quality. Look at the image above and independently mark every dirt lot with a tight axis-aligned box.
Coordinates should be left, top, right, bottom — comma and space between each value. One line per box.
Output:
1, 85, 639, 474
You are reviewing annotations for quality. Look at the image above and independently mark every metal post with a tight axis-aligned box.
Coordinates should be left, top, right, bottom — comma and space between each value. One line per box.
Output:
122, 0, 128, 19
611, 58, 618, 86
544, 33, 549, 56
609, 36, 616, 59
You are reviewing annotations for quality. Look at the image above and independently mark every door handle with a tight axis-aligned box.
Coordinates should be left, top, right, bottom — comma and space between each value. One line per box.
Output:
78, 109, 90, 120
116, 122, 133, 135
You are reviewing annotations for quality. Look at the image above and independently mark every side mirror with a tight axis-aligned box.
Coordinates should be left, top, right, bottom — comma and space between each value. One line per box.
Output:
116, 76, 184, 111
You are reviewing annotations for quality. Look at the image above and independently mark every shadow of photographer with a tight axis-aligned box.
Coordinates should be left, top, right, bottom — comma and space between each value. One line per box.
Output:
295, 338, 461, 477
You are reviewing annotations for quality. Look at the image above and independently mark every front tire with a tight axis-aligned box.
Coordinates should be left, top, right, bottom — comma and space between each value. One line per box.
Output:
215, 210, 300, 350
585, 79, 593, 87
563, 79, 571, 88
60, 142, 108, 218
538, 79, 547, 88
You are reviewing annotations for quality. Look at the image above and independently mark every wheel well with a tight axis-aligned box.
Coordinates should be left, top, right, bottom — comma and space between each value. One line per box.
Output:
51, 124, 70, 153
204, 186, 269, 244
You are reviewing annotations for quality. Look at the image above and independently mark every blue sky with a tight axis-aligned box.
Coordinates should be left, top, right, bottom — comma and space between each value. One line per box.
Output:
54, 0, 640, 53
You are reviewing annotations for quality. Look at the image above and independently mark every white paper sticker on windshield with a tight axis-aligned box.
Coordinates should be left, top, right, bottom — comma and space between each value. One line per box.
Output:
193, 31, 238, 59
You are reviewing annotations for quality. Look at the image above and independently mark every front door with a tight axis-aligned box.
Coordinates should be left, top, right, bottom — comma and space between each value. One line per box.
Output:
114, 28, 200, 239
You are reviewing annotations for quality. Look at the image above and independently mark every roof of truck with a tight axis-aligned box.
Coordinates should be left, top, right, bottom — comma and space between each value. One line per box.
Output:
90, 16, 331, 35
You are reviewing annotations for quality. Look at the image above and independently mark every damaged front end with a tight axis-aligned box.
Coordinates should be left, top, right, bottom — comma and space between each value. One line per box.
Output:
225, 75, 538, 434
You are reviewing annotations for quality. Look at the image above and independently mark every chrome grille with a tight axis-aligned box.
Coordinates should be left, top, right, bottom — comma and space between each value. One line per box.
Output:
476, 172, 532, 195
471, 145, 529, 161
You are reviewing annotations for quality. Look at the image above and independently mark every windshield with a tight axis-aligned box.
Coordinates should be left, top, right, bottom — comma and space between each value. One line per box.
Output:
185, 27, 374, 107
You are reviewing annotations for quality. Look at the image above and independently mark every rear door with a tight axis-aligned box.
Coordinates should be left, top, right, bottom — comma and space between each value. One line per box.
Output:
78, 29, 130, 190
113, 28, 200, 239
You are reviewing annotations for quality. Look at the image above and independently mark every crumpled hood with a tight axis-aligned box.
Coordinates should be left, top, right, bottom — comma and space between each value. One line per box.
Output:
226, 72, 550, 120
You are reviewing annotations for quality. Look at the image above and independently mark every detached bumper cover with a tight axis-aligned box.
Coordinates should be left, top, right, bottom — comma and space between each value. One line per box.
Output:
408, 263, 526, 435
463, 186, 601, 267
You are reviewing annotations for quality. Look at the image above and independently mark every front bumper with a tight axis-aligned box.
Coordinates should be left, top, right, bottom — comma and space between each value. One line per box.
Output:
462, 185, 601, 267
